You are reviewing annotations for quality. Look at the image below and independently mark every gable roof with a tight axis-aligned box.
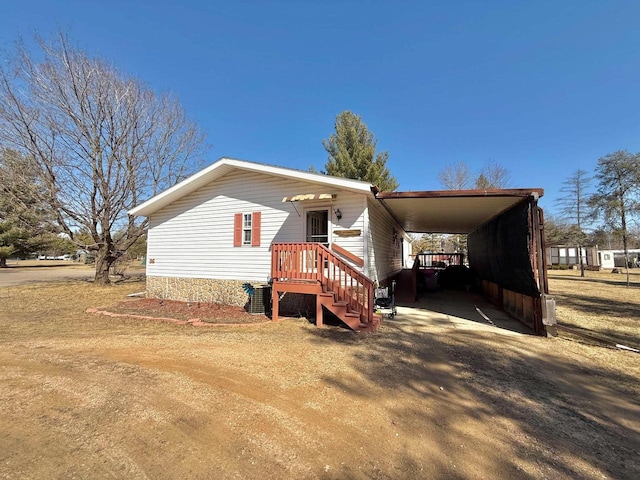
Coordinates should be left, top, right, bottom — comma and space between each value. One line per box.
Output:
129, 157, 375, 217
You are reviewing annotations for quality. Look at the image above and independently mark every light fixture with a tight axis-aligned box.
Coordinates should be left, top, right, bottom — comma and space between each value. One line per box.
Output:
334, 208, 342, 220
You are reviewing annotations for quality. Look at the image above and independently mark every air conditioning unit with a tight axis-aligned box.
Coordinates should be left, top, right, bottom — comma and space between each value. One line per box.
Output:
248, 284, 272, 315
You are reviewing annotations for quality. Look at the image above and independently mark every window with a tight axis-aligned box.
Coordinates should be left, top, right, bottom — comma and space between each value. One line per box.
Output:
243, 214, 252, 245
306, 210, 329, 245
234, 212, 261, 247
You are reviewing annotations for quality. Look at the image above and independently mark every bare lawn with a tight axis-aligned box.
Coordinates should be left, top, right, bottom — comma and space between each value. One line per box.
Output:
0, 271, 638, 479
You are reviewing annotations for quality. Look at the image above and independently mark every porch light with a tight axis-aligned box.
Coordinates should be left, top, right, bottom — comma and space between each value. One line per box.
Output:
334, 208, 342, 220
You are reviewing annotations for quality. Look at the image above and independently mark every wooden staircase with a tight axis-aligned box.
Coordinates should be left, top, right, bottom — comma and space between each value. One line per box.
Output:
271, 243, 380, 332
317, 291, 382, 332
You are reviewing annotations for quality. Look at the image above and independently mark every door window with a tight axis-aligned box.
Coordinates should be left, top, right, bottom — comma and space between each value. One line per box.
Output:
306, 210, 329, 245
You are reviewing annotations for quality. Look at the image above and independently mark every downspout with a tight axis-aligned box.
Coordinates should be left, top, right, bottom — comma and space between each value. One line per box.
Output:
533, 201, 557, 336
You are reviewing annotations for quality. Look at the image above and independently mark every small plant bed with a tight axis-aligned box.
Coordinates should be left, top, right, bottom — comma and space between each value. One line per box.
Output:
102, 298, 269, 324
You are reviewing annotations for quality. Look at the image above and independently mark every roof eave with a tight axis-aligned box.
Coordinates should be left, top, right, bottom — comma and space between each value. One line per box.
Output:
128, 157, 375, 217
375, 188, 544, 200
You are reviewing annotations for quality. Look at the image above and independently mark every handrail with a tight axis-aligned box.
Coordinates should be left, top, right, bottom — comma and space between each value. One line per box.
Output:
331, 243, 365, 267
271, 242, 375, 325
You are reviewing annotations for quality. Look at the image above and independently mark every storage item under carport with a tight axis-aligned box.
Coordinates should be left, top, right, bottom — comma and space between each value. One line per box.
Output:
438, 265, 474, 290
374, 280, 397, 319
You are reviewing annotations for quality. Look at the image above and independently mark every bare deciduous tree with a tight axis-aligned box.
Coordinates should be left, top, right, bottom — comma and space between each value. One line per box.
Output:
557, 169, 591, 276
590, 150, 640, 286
439, 159, 511, 190
0, 33, 208, 284
438, 159, 511, 257
438, 161, 472, 190
476, 160, 511, 189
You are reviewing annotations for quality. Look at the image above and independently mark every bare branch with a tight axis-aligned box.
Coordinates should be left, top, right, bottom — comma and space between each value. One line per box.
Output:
0, 33, 208, 283
438, 161, 472, 189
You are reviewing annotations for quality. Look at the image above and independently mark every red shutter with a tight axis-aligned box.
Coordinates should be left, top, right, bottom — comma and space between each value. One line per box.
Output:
233, 213, 242, 247
252, 211, 261, 247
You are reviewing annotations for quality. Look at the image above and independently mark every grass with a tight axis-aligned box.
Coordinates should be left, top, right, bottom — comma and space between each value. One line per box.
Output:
549, 269, 640, 349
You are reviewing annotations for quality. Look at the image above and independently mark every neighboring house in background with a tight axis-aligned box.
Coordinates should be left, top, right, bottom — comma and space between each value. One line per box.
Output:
545, 245, 640, 270
545, 245, 598, 268
597, 249, 640, 269
129, 158, 411, 331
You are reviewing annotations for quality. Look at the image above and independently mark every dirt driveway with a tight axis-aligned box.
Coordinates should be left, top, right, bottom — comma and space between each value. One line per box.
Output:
1, 279, 638, 479
0, 260, 95, 287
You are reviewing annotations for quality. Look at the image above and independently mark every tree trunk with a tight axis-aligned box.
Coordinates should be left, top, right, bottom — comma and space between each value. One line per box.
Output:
0, 257, 6, 268
621, 207, 630, 287
94, 249, 113, 285
578, 245, 585, 277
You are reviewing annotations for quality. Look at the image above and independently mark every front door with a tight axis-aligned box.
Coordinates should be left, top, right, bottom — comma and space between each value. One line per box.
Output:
306, 209, 329, 246
305, 209, 329, 271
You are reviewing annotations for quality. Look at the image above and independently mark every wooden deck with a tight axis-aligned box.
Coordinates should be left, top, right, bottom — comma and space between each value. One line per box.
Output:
270, 243, 379, 332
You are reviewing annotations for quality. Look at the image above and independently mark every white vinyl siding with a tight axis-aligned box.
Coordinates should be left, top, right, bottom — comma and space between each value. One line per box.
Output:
146, 169, 368, 282
366, 197, 404, 283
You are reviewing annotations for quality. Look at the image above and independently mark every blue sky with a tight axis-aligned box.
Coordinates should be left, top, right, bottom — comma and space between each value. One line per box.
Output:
2, 1, 640, 212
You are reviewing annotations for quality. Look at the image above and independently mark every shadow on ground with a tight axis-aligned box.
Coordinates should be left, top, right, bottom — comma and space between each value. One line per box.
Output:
307, 295, 640, 479
394, 288, 535, 335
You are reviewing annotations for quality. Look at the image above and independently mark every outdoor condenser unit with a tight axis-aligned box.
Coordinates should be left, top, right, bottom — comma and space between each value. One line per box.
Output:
248, 284, 272, 315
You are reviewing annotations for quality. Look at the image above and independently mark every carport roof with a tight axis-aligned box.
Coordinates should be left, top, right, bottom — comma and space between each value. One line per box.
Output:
375, 188, 543, 234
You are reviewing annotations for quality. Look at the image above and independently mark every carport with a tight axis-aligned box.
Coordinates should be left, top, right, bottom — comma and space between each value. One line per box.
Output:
374, 188, 557, 336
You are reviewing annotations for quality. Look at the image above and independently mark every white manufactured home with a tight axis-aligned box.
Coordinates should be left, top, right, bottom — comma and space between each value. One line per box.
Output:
546, 245, 598, 268
130, 157, 554, 334
545, 246, 640, 270
597, 249, 640, 269
129, 158, 411, 331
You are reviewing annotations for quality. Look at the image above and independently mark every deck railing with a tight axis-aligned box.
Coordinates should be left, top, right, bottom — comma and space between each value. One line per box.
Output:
414, 252, 465, 269
271, 242, 375, 323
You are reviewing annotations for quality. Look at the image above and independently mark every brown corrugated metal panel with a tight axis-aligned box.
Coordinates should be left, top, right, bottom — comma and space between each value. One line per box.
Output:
376, 188, 543, 199
374, 189, 543, 234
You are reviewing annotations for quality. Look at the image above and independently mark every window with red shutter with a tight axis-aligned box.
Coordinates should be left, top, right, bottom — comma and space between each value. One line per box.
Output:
233, 213, 242, 247
252, 211, 261, 247
234, 212, 261, 246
